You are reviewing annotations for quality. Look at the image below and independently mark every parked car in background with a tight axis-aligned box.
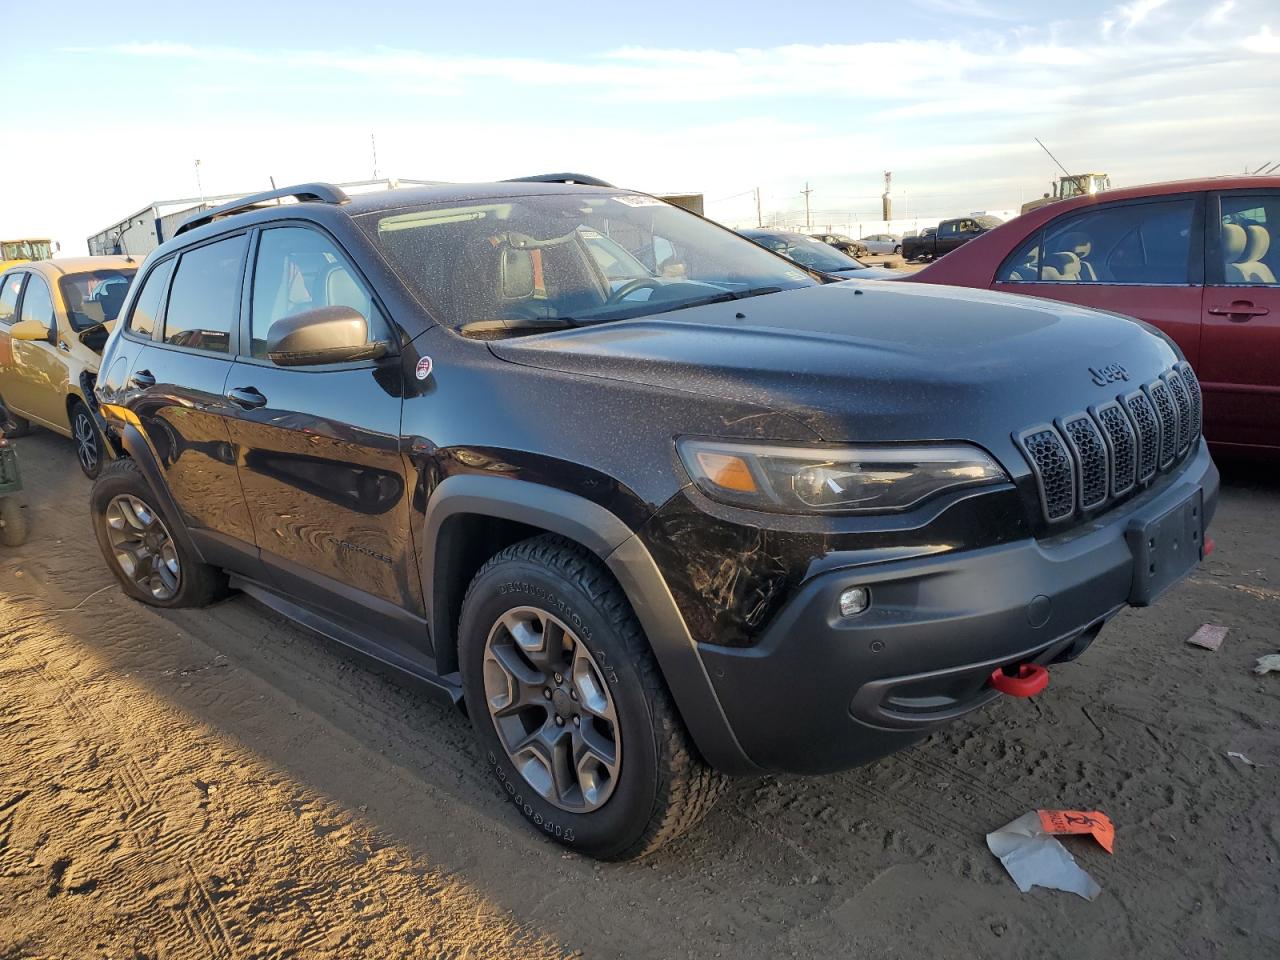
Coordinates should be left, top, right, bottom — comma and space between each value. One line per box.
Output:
90, 178, 1215, 860
739, 229, 899, 278
809, 232, 868, 257
902, 216, 1002, 262
0, 257, 136, 476
858, 233, 903, 256
909, 176, 1280, 456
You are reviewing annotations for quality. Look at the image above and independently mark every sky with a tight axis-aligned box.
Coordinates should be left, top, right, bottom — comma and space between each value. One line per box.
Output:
2, 0, 1278, 250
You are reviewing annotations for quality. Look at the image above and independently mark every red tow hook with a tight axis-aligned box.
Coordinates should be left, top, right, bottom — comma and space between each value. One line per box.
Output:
990, 663, 1050, 698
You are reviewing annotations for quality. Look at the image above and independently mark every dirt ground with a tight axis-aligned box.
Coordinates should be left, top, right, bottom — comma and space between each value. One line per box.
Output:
1, 430, 1277, 960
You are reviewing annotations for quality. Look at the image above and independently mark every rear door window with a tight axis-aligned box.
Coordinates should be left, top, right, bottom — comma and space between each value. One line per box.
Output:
999, 199, 1196, 284
126, 259, 175, 338
1217, 193, 1279, 285
162, 235, 248, 353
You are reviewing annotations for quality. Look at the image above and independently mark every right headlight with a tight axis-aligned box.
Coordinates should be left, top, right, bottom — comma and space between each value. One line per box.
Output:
677, 439, 1008, 514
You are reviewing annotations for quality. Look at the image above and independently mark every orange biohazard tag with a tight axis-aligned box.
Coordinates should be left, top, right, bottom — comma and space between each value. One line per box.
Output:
1037, 810, 1114, 853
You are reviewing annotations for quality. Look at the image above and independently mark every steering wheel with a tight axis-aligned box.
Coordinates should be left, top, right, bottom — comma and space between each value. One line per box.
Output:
606, 277, 664, 305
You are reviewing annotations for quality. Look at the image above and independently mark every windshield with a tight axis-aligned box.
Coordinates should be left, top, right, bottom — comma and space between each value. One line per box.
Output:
363, 193, 816, 329
58, 269, 136, 331
741, 231, 865, 273
2, 240, 52, 261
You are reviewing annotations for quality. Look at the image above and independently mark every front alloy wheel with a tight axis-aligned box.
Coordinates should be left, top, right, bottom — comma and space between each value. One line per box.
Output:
104, 494, 181, 601
73, 406, 102, 478
483, 606, 621, 812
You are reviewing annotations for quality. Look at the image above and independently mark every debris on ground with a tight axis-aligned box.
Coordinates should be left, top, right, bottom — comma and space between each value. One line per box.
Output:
986, 810, 1114, 901
1254, 654, 1280, 675
1185, 624, 1228, 651
1226, 751, 1257, 767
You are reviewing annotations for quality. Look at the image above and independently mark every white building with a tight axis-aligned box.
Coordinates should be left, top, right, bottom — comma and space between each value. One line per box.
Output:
86, 178, 441, 257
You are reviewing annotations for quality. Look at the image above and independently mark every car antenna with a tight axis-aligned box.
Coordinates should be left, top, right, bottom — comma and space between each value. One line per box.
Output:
1034, 137, 1074, 179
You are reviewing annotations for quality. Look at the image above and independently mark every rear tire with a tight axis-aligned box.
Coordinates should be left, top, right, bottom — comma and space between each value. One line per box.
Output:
0, 497, 26, 547
458, 534, 727, 860
90, 458, 228, 607
70, 399, 105, 480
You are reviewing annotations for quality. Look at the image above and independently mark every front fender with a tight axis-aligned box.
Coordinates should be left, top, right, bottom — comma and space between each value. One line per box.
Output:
420, 474, 759, 774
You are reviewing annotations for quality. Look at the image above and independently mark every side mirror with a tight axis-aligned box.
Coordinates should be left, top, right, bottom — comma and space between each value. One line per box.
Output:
10, 319, 51, 342
266, 306, 388, 367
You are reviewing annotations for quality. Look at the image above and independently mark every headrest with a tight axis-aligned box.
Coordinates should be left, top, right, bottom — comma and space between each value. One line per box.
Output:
1222, 223, 1248, 262
1051, 231, 1092, 258
1244, 224, 1270, 262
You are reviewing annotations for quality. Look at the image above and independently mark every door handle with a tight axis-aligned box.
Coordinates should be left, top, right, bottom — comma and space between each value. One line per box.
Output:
1208, 300, 1269, 320
58, 340, 71, 353
226, 386, 268, 410
130, 369, 156, 388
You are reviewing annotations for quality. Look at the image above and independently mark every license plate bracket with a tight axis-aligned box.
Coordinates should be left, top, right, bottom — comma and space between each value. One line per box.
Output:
1124, 487, 1205, 606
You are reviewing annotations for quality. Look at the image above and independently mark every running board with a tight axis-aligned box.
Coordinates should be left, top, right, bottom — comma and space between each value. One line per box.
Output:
230, 576, 464, 707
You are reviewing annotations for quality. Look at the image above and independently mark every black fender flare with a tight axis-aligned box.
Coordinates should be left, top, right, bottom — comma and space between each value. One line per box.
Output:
116, 423, 205, 564
421, 474, 758, 774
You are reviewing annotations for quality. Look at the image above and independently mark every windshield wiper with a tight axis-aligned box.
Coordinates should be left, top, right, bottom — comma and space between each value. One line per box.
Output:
664, 286, 784, 311
459, 316, 584, 340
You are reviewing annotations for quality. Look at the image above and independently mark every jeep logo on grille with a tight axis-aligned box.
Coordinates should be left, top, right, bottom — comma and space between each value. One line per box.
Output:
1089, 363, 1130, 386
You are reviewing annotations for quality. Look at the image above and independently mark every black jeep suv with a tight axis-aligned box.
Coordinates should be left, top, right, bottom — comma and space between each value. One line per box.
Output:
91, 177, 1218, 859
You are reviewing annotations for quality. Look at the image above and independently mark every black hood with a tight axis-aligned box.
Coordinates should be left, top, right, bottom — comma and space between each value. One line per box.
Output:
490, 280, 1182, 462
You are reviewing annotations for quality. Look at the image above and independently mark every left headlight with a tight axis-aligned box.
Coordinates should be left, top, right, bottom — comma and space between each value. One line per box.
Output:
676, 439, 1008, 514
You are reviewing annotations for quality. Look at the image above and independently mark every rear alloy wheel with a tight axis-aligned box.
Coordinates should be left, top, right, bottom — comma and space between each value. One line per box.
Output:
71, 401, 104, 479
103, 494, 182, 601
90, 457, 228, 608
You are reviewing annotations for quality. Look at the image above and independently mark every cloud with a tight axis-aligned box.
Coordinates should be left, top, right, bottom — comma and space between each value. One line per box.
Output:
1243, 25, 1280, 53
1117, 0, 1171, 29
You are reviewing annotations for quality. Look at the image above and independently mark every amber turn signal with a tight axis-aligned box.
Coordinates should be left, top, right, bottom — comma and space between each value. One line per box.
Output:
694, 451, 758, 493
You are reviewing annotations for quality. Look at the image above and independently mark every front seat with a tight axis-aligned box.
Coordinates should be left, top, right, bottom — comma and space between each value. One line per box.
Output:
1049, 231, 1097, 281
1041, 251, 1081, 282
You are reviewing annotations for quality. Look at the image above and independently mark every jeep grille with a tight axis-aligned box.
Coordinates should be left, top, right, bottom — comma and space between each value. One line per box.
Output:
1015, 361, 1202, 526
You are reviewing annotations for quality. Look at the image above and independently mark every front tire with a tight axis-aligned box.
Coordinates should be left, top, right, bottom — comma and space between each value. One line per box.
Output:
70, 399, 105, 479
90, 458, 228, 607
458, 534, 726, 860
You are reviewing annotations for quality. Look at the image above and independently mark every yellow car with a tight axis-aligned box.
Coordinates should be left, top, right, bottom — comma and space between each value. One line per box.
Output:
0, 256, 137, 477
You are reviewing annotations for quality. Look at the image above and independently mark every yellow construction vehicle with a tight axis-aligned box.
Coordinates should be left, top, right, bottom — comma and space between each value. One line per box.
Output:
0, 238, 56, 273
1020, 173, 1112, 215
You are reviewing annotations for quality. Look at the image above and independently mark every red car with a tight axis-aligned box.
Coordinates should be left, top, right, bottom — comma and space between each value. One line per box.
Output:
910, 176, 1280, 456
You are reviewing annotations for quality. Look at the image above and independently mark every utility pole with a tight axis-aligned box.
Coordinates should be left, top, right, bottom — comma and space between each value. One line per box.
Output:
801, 182, 813, 231
194, 159, 205, 205
755, 187, 762, 227
371, 133, 379, 180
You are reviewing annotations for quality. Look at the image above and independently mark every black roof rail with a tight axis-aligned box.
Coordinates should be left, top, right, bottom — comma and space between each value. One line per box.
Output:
504, 173, 616, 188
175, 182, 350, 236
